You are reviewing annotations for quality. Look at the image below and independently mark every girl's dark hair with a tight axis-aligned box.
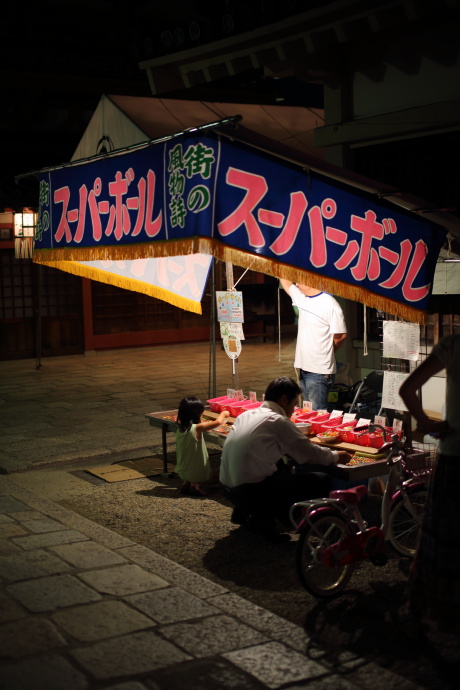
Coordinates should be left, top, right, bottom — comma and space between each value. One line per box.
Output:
264, 377, 301, 403
177, 396, 205, 431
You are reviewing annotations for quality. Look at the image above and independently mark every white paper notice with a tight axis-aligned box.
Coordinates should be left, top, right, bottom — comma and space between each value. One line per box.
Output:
382, 371, 409, 411
382, 321, 420, 361
220, 322, 245, 340
329, 410, 343, 418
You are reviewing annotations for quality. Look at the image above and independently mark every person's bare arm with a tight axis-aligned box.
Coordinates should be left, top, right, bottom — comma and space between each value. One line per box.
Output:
279, 279, 294, 295
399, 353, 448, 435
336, 450, 352, 464
333, 333, 347, 350
196, 410, 230, 440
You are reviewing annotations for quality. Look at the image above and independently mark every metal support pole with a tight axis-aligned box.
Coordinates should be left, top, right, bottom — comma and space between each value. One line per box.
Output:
210, 259, 217, 398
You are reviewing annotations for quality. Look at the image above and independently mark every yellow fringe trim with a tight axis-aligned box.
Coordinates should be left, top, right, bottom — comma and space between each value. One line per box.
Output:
37, 259, 203, 315
34, 238, 427, 323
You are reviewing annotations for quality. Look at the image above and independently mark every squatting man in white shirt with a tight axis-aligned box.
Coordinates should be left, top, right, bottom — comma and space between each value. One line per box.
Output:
280, 279, 347, 411
220, 377, 351, 543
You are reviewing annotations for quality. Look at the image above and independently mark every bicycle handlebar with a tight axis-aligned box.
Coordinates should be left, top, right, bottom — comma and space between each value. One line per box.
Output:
368, 423, 394, 441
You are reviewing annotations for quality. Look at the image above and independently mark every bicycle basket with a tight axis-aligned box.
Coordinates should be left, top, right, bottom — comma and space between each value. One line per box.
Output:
402, 449, 435, 480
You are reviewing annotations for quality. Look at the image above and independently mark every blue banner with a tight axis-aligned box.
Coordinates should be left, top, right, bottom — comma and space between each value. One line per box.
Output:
36, 132, 446, 317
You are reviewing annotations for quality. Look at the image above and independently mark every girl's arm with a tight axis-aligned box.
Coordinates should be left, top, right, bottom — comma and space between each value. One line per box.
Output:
195, 410, 230, 439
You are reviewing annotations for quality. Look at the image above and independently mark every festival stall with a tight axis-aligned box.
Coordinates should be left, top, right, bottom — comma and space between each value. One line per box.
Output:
27, 94, 450, 475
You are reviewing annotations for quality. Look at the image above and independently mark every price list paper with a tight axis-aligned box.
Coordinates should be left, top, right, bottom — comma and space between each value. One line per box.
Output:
382, 370, 409, 411
382, 321, 420, 361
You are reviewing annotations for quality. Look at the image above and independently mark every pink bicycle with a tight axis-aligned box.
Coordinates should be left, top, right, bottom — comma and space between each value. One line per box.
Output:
289, 424, 432, 598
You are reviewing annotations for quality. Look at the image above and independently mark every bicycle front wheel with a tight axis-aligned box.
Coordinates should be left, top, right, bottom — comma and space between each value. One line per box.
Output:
388, 487, 428, 557
296, 510, 355, 598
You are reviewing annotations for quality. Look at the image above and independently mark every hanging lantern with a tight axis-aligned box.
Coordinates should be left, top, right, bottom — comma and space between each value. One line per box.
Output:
14, 209, 37, 259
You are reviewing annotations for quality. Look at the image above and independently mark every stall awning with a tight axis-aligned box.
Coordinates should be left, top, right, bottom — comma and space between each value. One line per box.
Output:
31, 94, 326, 314
33, 116, 447, 323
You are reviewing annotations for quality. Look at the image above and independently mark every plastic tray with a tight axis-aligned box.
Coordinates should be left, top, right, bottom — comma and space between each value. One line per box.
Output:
310, 413, 331, 435
336, 419, 359, 442
318, 417, 344, 434
295, 410, 319, 422
207, 395, 231, 412
229, 399, 253, 417
221, 397, 242, 413
240, 401, 262, 412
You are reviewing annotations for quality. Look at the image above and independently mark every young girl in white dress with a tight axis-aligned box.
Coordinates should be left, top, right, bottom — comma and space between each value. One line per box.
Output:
176, 396, 230, 496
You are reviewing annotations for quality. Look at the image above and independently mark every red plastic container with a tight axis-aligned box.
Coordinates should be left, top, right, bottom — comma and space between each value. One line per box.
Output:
217, 397, 238, 413
229, 399, 250, 417
295, 410, 318, 422
368, 432, 384, 448
317, 416, 344, 435
336, 419, 358, 442
222, 398, 245, 414
310, 413, 331, 435
350, 428, 370, 446
233, 400, 261, 416
322, 416, 344, 429
386, 427, 403, 441
207, 395, 230, 412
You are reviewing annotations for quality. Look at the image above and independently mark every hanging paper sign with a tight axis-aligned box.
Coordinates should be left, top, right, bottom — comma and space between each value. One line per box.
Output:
382, 321, 420, 361
220, 322, 245, 340
223, 335, 241, 359
216, 291, 244, 323
382, 371, 409, 411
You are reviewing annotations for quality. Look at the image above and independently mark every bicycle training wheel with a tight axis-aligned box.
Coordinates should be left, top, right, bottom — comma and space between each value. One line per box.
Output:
388, 487, 428, 557
296, 510, 355, 598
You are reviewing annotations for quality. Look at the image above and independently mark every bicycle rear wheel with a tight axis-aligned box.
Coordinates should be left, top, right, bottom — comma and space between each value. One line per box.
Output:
296, 510, 355, 598
388, 487, 428, 557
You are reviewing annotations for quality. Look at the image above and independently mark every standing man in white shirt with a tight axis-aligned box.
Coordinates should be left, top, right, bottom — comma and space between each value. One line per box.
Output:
220, 376, 351, 542
280, 279, 347, 411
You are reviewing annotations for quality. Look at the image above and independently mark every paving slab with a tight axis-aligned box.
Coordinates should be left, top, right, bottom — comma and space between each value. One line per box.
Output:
223, 641, 329, 689
0, 654, 88, 690
0, 496, 34, 513
0, 523, 27, 538
51, 600, 153, 642
48, 540, 127, 569
0, 548, 71, 583
125, 585, 222, 624
17, 517, 68, 534
145, 656, 269, 690
70, 630, 191, 679
77, 563, 168, 596
0, 590, 27, 623
119, 544, 228, 599
158, 614, 268, 658
11, 529, 88, 550
6, 573, 102, 612
0, 618, 67, 660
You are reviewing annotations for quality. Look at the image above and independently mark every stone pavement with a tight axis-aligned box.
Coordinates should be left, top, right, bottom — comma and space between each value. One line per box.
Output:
0, 339, 300, 475
1, 476, 424, 690
0, 342, 424, 689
